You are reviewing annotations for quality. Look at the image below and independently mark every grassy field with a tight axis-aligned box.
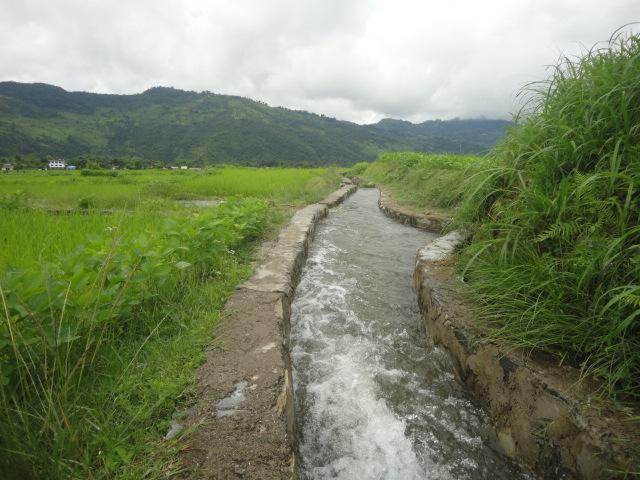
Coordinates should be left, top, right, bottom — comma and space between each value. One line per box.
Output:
0, 167, 338, 273
0, 208, 163, 273
0, 166, 336, 209
354, 33, 640, 407
0, 166, 339, 479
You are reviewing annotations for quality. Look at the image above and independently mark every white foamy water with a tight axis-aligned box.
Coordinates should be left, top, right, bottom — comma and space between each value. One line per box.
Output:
290, 189, 532, 480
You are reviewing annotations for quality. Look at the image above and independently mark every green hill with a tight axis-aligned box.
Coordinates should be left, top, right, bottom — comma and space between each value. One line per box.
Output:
0, 82, 511, 166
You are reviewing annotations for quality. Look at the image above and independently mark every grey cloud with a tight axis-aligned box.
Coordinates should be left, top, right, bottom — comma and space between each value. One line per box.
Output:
0, 0, 638, 123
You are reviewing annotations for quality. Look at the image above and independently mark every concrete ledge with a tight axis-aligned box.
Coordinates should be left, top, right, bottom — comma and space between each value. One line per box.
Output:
377, 187, 449, 233
319, 184, 358, 208
413, 232, 639, 480
179, 183, 356, 479
375, 191, 638, 479
243, 203, 329, 298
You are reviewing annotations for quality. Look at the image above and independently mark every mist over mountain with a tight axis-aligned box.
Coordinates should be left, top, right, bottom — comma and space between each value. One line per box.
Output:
0, 82, 511, 166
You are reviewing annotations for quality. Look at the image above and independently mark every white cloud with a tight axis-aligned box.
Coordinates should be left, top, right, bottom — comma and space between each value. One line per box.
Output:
0, 0, 638, 123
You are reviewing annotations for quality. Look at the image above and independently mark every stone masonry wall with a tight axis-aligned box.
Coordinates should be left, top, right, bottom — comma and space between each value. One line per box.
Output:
376, 190, 638, 479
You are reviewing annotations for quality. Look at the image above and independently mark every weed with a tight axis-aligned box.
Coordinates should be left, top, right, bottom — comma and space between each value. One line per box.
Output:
0, 199, 269, 478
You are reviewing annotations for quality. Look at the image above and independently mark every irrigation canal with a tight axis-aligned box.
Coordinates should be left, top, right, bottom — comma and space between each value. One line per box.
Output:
290, 188, 531, 479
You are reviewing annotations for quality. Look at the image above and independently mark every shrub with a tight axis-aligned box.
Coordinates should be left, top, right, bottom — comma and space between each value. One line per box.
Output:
77, 195, 96, 209
348, 161, 371, 176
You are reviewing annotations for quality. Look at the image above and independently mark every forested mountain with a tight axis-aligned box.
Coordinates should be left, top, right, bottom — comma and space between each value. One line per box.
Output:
0, 82, 511, 166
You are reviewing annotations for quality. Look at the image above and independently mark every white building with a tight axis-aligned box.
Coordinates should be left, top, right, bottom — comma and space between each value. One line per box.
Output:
1, 163, 14, 172
48, 159, 67, 169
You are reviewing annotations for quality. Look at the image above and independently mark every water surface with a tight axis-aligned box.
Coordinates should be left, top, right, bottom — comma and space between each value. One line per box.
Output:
290, 189, 531, 480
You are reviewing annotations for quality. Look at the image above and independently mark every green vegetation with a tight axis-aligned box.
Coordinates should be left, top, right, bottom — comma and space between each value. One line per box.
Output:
0, 81, 510, 167
0, 167, 336, 210
355, 152, 481, 215
0, 168, 340, 273
458, 32, 640, 402
0, 167, 338, 479
0, 207, 161, 273
357, 32, 640, 403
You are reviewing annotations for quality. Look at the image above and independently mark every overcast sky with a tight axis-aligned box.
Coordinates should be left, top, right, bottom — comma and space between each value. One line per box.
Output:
0, 1, 638, 123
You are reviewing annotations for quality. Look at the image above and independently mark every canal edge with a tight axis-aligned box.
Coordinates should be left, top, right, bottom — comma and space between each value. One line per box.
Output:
377, 189, 638, 479
178, 179, 357, 479
377, 186, 450, 234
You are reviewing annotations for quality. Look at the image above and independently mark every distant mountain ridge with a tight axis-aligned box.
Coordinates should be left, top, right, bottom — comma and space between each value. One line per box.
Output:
0, 81, 511, 166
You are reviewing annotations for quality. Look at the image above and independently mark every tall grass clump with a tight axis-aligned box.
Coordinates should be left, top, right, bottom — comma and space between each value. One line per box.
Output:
347, 161, 371, 176
457, 31, 640, 400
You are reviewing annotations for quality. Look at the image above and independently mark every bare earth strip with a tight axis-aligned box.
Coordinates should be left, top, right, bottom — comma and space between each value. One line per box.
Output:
179, 181, 357, 479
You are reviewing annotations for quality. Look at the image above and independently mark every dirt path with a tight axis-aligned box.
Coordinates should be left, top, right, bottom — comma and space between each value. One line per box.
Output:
178, 182, 356, 479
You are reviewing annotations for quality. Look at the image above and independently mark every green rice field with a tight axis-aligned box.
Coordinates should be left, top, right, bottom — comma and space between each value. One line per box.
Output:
0, 166, 335, 209
0, 166, 338, 479
0, 167, 338, 272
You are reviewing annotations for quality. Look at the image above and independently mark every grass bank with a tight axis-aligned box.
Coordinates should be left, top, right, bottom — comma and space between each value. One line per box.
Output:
354, 31, 640, 405
0, 167, 339, 479
350, 152, 481, 215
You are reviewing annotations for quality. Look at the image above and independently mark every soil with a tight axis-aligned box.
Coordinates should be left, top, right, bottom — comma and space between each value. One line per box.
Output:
177, 183, 357, 479
179, 289, 293, 479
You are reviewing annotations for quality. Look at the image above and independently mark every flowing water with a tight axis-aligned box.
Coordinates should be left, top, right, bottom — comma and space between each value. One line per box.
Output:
290, 189, 532, 480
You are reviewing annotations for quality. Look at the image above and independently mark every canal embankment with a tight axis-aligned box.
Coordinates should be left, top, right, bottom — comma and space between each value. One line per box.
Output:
291, 188, 531, 480
377, 188, 639, 480
179, 180, 357, 479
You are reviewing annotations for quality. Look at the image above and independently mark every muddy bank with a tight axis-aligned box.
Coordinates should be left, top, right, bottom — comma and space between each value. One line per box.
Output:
179, 181, 356, 479
377, 192, 639, 479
